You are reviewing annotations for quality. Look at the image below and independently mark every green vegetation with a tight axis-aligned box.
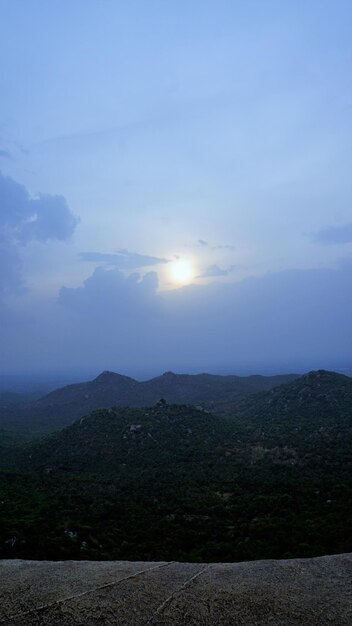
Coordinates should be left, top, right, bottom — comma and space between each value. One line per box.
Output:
0, 371, 351, 562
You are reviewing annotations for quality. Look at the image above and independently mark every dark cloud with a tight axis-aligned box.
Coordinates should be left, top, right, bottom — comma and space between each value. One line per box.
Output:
0, 172, 78, 243
197, 264, 235, 278
20, 195, 78, 244
59, 267, 159, 318
0, 172, 78, 296
312, 223, 352, 245
79, 249, 169, 269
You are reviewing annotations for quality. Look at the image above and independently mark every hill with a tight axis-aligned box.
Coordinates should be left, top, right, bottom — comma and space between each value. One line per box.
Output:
0, 369, 298, 434
231, 369, 352, 467
0, 370, 351, 562
20, 401, 230, 473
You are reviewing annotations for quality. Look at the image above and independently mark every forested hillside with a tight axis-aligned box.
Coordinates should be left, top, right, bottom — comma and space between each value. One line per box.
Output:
0, 371, 351, 562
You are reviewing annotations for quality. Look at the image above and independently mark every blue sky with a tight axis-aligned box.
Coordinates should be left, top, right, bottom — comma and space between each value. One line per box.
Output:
1, 1, 352, 376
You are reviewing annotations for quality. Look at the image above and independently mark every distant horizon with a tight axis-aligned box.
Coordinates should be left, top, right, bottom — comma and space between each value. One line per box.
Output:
1, 362, 352, 393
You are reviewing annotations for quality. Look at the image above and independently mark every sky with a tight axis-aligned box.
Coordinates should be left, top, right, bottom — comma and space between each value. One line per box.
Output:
1, 0, 352, 379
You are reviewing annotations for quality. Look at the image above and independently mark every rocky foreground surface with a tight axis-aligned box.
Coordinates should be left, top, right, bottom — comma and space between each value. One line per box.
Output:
0, 554, 351, 625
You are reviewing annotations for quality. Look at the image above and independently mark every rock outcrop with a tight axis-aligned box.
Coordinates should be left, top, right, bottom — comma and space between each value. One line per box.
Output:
1, 553, 351, 625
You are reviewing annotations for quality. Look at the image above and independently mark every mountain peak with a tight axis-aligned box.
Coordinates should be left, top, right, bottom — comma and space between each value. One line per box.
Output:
94, 370, 117, 381
161, 371, 176, 378
93, 371, 133, 384
302, 369, 348, 382
307, 369, 333, 376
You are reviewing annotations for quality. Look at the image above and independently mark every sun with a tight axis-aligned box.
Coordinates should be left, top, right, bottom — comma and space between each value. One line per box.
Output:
170, 258, 195, 284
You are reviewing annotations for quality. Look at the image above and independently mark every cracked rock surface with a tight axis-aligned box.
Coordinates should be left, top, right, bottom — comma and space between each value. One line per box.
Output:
0, 554, 351, 625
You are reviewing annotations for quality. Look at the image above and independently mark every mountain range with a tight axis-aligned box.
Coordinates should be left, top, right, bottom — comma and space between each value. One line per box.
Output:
0, 369, 351, 562
0, 369, 298, 434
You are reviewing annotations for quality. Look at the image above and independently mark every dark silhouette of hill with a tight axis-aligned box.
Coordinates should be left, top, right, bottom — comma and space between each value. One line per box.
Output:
0, 369, 298, 434
1, 370, 351, 562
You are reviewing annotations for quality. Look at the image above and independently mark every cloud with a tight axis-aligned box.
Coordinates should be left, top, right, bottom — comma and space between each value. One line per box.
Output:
0, 240, 23, 295
59, 267, 159, 319
158, 265, 352, 372
0, 172, 78, 243
197, 264, 235, 278
211, 244, 236, 251
0, 172, 78, 296
312, 223, 352, 245
184, 239, 208, 248
0, 149, 11, 159
184, 240, 236, 250
3, 263, 350, 376
79, 249, 169, 269
19, 194, 78, 244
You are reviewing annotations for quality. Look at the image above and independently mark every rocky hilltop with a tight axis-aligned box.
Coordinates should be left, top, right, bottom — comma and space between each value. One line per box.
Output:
1, 554, 351, 625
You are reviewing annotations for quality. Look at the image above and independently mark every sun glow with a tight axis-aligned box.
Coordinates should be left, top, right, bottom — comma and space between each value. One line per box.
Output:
170, 258, 195, 284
